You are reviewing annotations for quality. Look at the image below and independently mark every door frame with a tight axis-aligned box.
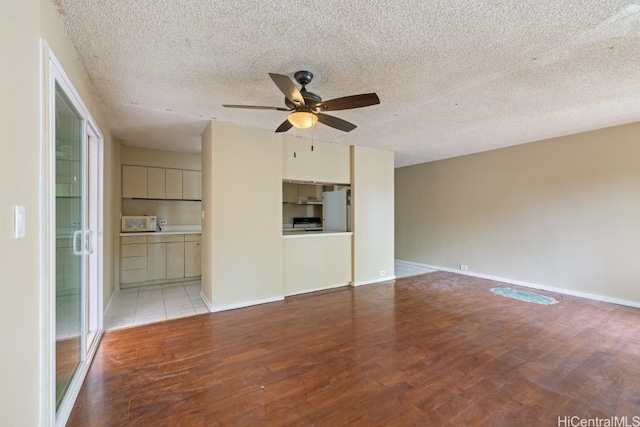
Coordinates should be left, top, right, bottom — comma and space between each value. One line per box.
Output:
40, 40, 105, 427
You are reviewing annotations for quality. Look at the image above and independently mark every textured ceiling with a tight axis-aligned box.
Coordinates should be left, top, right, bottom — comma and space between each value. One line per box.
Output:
52, 0, 640, 167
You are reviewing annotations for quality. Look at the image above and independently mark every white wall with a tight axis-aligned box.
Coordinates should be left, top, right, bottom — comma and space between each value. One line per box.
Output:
0, 1, 42, 424
0, 0, 115, 424
282, 134, 350, 183
351, 146, 395, 285
283, 234, 352, 295
121, 145, 201, 170
395, 122, 640, 306
201, 123, 214, 305
201, 121, 283, 310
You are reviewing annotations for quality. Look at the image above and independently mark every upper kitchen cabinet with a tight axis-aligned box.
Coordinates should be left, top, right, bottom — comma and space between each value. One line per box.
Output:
283, 182, 299, 203
147, 167, 166, 199
282, 135, 350, 184
283, 182, 323, 204
298, 183, 323, 202
121, 165, 201, 200
182, 170, 200, 200
165, 168, 183, 199
122, 165, 148, 198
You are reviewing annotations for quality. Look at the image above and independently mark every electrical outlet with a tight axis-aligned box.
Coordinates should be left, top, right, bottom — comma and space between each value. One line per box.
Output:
380, 270, 386, 277
159, 219, 168, 225
460, 265, 468, 271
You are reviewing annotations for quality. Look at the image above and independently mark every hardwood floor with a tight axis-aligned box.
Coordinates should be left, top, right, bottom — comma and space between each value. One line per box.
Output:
68, 272, 640, 426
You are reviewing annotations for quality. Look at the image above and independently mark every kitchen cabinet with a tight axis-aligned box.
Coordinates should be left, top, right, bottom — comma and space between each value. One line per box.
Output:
182, 170, 199, 200
147, 242, 167, 281
120, 233, 201, 286
147, 167, 166, 199
165, 168, 183, 199
121, 235, 148, 284
283, 182, 323, 204
184, 234, 201, 277
121, 165, 200, 200
298, 183, 322, 202
167, 241, 185, 279
283, 182, 299, 203
122, 165, 148, 198
148, 234, 184, 280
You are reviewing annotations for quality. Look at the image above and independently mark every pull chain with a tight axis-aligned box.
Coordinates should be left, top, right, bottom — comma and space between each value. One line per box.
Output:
293, 128, 297, 158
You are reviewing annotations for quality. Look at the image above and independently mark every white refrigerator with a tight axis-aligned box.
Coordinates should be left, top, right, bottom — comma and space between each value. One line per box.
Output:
323, 189, 351, 232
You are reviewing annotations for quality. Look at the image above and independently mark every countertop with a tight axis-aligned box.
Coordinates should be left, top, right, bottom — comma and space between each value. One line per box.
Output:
120, 225, 201, 237
283, 231, 353, 238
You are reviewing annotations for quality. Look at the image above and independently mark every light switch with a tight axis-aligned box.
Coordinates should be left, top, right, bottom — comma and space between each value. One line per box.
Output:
14, 205, 25, 239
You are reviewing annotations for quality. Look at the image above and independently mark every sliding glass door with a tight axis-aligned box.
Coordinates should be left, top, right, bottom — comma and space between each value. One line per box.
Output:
54, 81, 85, 411
49, 53, 103, 425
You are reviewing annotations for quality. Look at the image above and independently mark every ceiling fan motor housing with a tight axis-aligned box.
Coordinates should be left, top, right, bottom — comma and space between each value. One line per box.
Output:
285, 91, 322, 110
294, 70, 314, 86
283, 70, 322, 110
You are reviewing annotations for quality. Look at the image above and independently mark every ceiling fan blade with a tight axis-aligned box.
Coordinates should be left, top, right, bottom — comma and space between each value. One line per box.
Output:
269, 73, 305, 106
275, 119, 293, 133
313, 93, 380, 111
222, 104, 291, 111
316, 113, 357, 132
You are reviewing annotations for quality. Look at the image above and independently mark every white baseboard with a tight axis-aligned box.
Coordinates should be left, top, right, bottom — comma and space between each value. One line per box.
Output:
200, 290, 213, 312
285, 282, 350, 297
396, 259, 640, 309
208, 295, 285, 313
395, 259, 435, 268
352, 276, 396, 287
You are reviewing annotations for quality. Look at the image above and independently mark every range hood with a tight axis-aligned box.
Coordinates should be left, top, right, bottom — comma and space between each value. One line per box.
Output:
297, 196, 322, 205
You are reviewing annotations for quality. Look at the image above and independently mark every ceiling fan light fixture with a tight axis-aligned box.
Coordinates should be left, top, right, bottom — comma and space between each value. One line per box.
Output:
288, 111, 318, 129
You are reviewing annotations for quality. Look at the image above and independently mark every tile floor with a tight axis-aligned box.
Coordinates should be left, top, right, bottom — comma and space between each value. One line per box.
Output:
394, 260, 437, 278
103, 265, 433, 331
104, 280, 209, 330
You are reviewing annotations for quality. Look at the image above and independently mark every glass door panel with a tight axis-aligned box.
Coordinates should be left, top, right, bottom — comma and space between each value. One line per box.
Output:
54, 82, 84, 411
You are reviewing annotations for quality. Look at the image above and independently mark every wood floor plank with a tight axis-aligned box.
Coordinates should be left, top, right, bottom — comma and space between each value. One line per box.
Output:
68, 272, 640, 426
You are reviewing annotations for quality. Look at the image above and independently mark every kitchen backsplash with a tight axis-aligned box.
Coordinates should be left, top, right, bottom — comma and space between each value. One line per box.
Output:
282, 204, 322, 225
122, 199, 201, 225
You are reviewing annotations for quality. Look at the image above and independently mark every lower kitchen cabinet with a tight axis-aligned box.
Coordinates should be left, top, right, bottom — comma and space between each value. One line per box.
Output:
147, 242, 167, 281
167, 241, 185, 279
184, 234, 201, 277
121, 235, 148, 284
120, 233, 201, 287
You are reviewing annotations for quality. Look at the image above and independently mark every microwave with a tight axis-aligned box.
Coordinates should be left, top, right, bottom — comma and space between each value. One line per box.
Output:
121, 216, 157, 232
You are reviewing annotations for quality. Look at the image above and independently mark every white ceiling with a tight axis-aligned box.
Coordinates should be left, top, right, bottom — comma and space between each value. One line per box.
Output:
52, 0, 640, 167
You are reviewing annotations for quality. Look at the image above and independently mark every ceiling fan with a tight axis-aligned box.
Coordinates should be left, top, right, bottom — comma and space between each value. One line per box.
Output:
223, 71, 380, 133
